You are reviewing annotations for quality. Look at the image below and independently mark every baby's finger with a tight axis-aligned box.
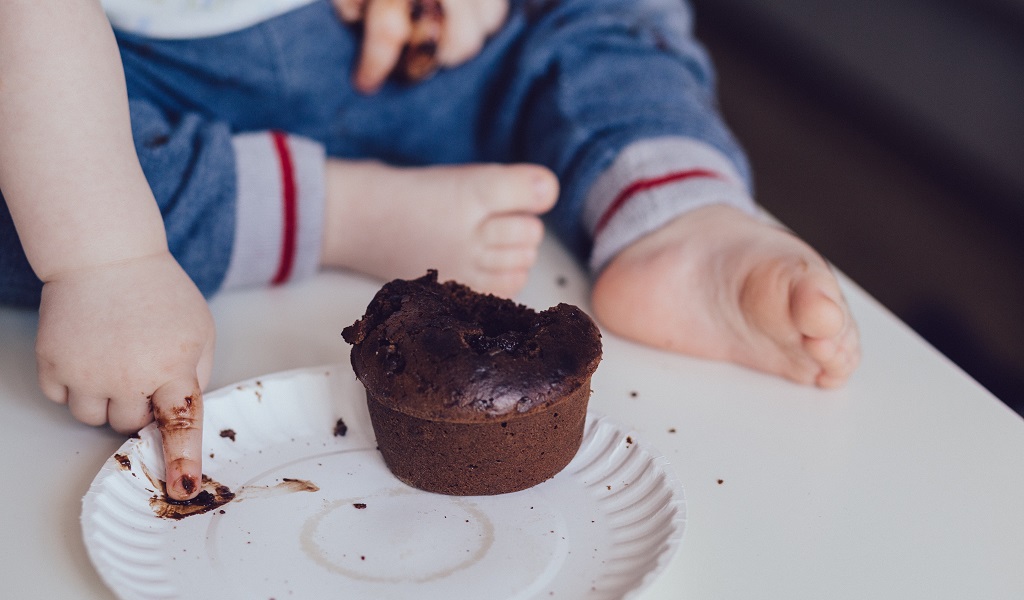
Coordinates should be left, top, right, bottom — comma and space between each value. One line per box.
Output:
435, 11, 477, 67
37, 373, 68, 405
437, 0, 506, 67
400, 0, 444, 81
354, 0, 412, 93
67, 391, 109, 427
151, 376, 204, 501
35, 351, 69, 404
332, 0, 365, 22
197, 338, 215, 393
107, 393, 155, 435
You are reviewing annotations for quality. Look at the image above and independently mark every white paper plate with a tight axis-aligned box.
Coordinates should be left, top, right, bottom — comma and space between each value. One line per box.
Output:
82, 365, 685, 600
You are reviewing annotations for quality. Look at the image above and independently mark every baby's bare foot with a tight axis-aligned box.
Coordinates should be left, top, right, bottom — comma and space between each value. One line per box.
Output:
321, 160, 558, 298
591, 205, 860, 387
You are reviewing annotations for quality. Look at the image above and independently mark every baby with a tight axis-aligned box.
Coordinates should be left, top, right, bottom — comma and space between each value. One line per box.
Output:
0, 0, 859, 500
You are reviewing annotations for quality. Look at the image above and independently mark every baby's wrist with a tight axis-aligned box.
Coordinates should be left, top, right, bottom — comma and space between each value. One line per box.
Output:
39, 247, 176, 285
18, 185, 170, 284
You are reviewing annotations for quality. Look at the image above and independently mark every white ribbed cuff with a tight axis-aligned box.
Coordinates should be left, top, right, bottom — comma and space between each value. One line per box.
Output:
585, 136, 757, 274
221, 131, 325, 291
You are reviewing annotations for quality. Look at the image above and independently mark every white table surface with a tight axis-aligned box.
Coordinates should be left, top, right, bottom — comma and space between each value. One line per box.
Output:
1, 235, 1022, 599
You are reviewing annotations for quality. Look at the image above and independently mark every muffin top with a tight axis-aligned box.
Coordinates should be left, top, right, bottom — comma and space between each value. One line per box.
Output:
342, 271, 602, 422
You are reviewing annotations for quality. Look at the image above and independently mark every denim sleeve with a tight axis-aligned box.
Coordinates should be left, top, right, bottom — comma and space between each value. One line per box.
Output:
128, 99, 238, 297
484, 0, 751, 259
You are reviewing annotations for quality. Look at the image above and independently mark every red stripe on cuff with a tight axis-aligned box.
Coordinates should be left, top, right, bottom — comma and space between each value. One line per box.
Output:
270, 131, 297, 286
593, 168, 724, 235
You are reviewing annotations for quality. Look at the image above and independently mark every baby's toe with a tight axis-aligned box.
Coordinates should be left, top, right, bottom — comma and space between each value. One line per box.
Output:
804, 324, 861, 388
815, 348, 859, 388
476, 246, 539, 272
791, 272, 846, 339
475, 164, 558, 214
478, 214, 545, 248
475, 269, 531, 299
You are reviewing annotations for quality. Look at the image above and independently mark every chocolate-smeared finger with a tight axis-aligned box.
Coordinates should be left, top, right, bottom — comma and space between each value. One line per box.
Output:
400, 0, 444, 81
151, 376, 204, 501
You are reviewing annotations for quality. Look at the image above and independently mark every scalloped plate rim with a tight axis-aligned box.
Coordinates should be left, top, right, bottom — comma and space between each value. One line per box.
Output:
81, 364, 686, 600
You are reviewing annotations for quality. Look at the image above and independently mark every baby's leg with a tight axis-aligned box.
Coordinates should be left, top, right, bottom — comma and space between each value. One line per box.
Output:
320, 159, 559, 298
592, 205, 860, 387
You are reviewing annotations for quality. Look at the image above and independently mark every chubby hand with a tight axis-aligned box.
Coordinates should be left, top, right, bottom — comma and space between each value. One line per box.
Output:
333, 0, 508, 92
35, 252, 215, 501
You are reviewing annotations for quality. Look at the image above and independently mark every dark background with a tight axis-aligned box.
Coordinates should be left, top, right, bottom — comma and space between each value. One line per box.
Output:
689, 0, 1024, 414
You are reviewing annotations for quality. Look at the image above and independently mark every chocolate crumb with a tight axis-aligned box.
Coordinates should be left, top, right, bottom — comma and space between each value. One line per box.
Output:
668, 428, 677, 433
717, 479, 724, 485
114, 453, 132, 470
220, 429, 237, 441
353, 503, 367, 509
333, 418, 348, 437
625, 436, 633, 445
629, 391, 638, 398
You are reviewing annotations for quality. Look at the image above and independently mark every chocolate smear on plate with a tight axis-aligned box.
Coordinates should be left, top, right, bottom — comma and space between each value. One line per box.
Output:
113, 454, 131, 470
150, 475, 236, 520
148, 476, 320, 520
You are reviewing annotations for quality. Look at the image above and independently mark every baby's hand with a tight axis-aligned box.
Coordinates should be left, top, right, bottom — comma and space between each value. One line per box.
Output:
334, 0, 508, 92
35, 252, 215, 501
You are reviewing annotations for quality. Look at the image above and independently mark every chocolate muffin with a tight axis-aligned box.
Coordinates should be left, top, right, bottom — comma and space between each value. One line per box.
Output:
342, 270, 602, 496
